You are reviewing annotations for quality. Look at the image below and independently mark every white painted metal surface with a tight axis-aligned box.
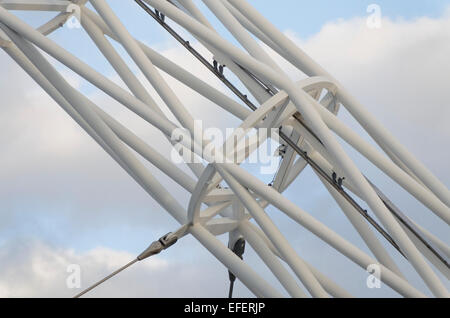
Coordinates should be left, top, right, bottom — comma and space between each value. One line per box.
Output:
0, 0, 448, 298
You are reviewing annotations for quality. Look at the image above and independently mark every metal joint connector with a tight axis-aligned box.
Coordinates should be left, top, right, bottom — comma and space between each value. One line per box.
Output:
159, 232, 178, 249
137, 232, 178, 261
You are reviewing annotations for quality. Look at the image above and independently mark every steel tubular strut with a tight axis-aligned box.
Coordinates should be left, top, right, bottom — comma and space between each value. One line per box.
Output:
133, 0, 409, 258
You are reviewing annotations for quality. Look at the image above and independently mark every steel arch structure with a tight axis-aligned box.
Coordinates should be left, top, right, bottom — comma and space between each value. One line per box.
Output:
0, 0, 449, 298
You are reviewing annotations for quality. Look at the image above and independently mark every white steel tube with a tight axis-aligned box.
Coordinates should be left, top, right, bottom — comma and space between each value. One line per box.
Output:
0, 6, 182, 144
142, 0, 448, 296
81, 12, 203, 180
202, 0, 283, 74
3, 34, 279, 299
81, 7, 251, 121
216, 164, 330, 298
223, 164, 426, 298
3, 26, 188, 225
89, 0, 196, 135
190, 224, 283, 298
168, 0, 273, 105
227, 0, 450, 208
1, 40, 142, 191
247, 223, 354, 298
307, 96, 450, 225
239, 221, 307, 298
317, 174, 403, 278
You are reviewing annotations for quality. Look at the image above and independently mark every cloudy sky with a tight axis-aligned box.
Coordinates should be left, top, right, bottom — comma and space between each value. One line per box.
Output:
0, 0, 449, 298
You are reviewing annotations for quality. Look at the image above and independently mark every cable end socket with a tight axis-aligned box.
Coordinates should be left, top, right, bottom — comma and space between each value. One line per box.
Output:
137, 233, 178, 261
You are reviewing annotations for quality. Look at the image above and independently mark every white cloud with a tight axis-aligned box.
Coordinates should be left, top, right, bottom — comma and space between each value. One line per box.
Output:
277, 13, 450, 179
0, 239, 234, 298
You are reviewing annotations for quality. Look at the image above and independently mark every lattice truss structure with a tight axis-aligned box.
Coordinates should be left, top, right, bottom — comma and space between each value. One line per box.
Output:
0, 0, 449, 298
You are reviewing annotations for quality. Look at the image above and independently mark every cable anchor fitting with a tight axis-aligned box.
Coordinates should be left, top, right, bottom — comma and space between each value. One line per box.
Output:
137, 232, 178, 261
154, 9, 165, 22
